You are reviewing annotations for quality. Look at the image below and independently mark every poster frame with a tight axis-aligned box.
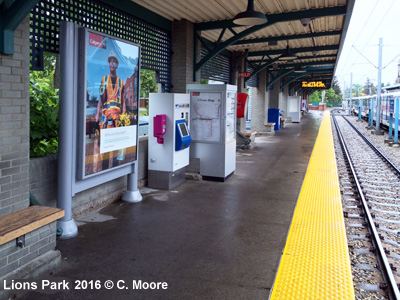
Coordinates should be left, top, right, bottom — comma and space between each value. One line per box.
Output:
77, 27, 141, 180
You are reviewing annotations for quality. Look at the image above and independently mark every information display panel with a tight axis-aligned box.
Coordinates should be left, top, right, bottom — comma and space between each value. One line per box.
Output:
79, 29, 140, 179
190, 92, 222, 143
226, 91, 236, 142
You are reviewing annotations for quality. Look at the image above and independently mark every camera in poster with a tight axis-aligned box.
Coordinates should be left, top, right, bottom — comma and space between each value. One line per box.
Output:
84, 31, 139, 177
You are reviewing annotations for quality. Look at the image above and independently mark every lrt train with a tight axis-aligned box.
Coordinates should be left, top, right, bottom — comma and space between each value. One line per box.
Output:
350, 92, 400, 127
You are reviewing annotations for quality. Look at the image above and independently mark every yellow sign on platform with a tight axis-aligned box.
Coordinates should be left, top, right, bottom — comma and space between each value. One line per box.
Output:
301, 81, 326, 88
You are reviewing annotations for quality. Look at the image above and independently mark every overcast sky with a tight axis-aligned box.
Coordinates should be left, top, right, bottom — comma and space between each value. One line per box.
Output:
335, 0, 400, 91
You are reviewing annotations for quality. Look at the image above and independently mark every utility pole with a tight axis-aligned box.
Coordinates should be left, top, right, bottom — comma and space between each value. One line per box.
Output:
374, 37, 384, 135
348, 72, 352, 115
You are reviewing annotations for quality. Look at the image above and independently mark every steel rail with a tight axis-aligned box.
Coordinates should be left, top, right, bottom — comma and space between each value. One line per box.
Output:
332, 114, 400, 300
342, 115, 400, 176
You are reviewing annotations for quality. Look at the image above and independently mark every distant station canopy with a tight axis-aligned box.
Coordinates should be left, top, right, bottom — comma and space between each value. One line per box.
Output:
132, 0, 355, 94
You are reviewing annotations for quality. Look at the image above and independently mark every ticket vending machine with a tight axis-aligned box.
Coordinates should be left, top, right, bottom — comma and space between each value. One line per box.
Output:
287, 96, 301, 123
148, 93, 191, 189
186, 84, 237, 181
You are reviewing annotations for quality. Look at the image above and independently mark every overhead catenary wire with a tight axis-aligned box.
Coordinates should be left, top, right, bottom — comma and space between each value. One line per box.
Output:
351, 45, 377, 68
362, 0, 396, 48
383, 53, 400, 69
341, 0, 396, 87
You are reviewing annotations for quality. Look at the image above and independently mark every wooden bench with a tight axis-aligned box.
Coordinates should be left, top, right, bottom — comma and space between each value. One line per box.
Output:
0, 206, 64, 245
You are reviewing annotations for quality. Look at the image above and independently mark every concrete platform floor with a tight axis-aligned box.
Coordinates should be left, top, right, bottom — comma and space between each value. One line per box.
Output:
23, 111, 323, 300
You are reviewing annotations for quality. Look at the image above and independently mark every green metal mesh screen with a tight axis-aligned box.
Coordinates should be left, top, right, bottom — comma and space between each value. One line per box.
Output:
30, 0, 171, 90
245, 65, 258, 88
200, 48, 231, 83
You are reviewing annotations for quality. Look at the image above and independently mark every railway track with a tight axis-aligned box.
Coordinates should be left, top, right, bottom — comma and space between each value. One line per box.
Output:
332, 113, 400, 300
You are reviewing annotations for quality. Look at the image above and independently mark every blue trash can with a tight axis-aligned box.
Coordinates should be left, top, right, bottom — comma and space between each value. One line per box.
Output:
268, 108, 281, 131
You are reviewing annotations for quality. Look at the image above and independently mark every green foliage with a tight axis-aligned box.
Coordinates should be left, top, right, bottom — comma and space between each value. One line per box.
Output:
30, 53, 59, 158
309, 87, 342, 107
363, 78, 376, 95
309, 90, 321, 104
140, 69, 157, 98
331, 76, 342, 97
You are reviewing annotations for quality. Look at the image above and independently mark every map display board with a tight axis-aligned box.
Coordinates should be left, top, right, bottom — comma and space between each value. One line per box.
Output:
225, 91, 236, 142
190, 92, 222, 143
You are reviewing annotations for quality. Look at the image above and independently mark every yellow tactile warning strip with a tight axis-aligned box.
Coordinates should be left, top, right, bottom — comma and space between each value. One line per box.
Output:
269, 112, 355, 300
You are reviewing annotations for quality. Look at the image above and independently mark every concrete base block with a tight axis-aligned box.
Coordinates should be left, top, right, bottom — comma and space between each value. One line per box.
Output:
122, 190, 143, 203
148, 168, 186, 190
371, 129, 384, 135
57, 219, 78, 239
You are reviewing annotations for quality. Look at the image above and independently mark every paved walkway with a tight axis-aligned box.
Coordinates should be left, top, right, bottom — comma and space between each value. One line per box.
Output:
24, 111, 323, 300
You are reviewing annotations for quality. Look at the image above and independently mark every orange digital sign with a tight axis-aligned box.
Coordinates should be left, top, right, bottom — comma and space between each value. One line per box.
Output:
301, 81, 326, 88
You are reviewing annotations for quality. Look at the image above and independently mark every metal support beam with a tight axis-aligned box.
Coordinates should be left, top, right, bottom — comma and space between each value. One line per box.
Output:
248, 44, 339, 57
0, 0, 39, 54
249, 54, 337, 63
283, 73, 310, 88
195, 6, 347, 31
99, 0, 171, 31
245, 55, 282, 81
266, 60, 336, 71
194, 6, 346, 72
267, 69, 295, 89
234, 30, 342, 46
275, 66, 335, 75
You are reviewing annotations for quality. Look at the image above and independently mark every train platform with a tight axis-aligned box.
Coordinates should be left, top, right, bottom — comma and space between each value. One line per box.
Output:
270, 113, 354, 299
21, 111, 346, 300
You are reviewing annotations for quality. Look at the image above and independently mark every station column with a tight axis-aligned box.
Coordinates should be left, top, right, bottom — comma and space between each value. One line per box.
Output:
251, 70, 268, 132
171, 19, 199, 93
0, 17, 30, 216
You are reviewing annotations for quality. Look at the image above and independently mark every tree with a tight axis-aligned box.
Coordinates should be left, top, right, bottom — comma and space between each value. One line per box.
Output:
331, 76, 342, 97
309, 90, 321, 103
30, 53, 59, 157
140, 69, 157, 98
363, 78, 376, 95
309, 86, 342, 107
350, 84, 362, 96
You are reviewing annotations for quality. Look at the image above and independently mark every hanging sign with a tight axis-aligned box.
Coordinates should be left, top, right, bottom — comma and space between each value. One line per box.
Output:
239, 71, 251, 78
301, 81, 326, 88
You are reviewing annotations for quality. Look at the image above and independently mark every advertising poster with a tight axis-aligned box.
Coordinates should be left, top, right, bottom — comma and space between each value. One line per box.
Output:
83, 31, 139, 177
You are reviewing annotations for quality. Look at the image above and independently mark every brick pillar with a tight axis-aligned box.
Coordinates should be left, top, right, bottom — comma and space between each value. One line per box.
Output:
171, 20, 198, 93
0, 17, 30, 216
279, 85, 289, 117
251, 70, 268, 132
268, 77, 280, 109
231, 52, 247, 132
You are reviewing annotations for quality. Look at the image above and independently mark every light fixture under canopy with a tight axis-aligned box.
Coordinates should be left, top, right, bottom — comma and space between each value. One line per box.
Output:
233, 0, 267, 26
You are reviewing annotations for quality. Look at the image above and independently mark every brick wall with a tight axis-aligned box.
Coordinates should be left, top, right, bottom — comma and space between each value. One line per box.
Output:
251, 71, 269, 132
268, 77, 280, 109
171, 20, 195, 93
30, 139, 149, 215
0, 222, 57, 280
0, 17, 30, 217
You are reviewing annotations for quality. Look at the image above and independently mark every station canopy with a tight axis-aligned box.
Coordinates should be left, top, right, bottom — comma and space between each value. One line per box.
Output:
134, 0, 354, 91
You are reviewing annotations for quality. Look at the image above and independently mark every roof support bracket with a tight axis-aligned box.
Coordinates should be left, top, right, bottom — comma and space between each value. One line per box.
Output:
0, 0, 39, 54
267, 69, 295, 89
245, 55, 282, 82
193, 5, 346, 78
